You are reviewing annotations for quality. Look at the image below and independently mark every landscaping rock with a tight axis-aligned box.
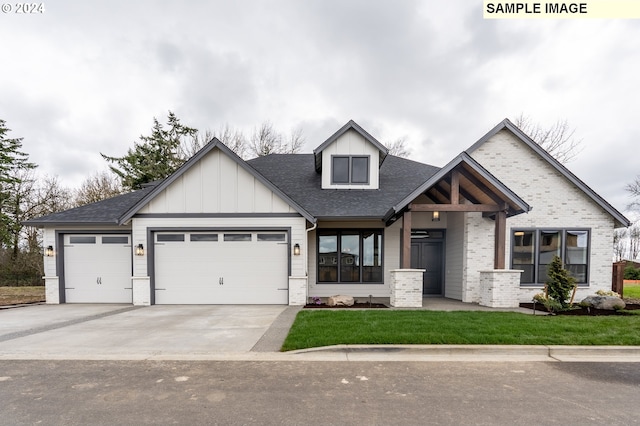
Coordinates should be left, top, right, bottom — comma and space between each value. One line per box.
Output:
580, 295, 626, 310
327, 295, 354, 307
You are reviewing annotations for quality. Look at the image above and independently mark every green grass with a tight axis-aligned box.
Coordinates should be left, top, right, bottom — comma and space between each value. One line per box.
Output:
624, 284, 640, 299
281, 310, 640, 351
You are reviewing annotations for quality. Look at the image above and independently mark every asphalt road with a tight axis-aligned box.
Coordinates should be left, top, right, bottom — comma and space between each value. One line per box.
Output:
1, 361, 639, 425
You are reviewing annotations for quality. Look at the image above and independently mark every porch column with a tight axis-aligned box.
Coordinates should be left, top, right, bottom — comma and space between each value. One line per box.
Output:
494, 210, 506, 269
402, 209, 412, 268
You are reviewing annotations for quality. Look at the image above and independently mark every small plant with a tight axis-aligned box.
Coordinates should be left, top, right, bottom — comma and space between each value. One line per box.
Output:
544, 256, 577, 312
595, 289, 621, 298
311, 296, 323, 305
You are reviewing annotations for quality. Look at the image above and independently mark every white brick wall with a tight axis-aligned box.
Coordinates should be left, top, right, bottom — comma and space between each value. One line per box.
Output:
479, 270, 522, 308
470, 129, 616, 302
288, 276, 308, 305
390, 269, 424, 307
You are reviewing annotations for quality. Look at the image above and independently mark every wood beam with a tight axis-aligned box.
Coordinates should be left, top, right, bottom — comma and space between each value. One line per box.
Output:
402, 210, 412, 269
457, 167, 508, 207
450, 170, 460, 204
409, 203, 501, 213
494, 210, 507, 269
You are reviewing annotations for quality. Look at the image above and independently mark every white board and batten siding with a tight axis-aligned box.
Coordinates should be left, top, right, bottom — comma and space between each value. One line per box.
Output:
137, 148, 297, 215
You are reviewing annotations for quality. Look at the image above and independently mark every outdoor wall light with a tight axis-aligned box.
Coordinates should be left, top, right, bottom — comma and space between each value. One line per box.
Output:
45, 245, 54, 257
135, 244, 145, 256
432, 211, 441, 222
293, 243, 301, 256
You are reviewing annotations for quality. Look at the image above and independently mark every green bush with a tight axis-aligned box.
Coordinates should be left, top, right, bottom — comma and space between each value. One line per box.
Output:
624, 265, 640, 280
545, 255, 576, 311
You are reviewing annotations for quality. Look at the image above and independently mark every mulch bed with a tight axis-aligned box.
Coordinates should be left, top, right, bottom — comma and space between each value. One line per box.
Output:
304, 302, 388, 309
520, 302, 640, 316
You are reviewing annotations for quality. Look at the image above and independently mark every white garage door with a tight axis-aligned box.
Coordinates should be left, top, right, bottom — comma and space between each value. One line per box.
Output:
64, 234, 132, 303
154, 231, 289, 304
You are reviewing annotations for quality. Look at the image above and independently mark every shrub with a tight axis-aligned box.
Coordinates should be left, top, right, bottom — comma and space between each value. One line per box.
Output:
545, 255, 576, 311
624, 265, 640, 280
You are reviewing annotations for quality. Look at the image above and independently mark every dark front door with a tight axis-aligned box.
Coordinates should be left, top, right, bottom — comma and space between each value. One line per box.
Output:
410, 240, 444, 295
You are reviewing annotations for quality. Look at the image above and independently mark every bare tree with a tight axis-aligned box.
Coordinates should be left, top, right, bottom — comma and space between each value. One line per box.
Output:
248, 122, 305, 157
74, 171, 123, 207
514, 114, 583, 164
630, 225, 640, 260
626, 176, 640, 211
614, 228, 628, 261
213, 125, 249, 159
386, 137, 411, 158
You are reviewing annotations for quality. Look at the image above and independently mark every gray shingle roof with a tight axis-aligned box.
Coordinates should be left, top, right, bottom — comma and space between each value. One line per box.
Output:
247, 154, 440, 219
23, 186, 155, 226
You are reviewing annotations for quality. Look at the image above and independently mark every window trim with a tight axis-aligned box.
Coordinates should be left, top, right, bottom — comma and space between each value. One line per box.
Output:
511, 228, 591, 286
317, 229, 384, 284
331, 155, 370, 185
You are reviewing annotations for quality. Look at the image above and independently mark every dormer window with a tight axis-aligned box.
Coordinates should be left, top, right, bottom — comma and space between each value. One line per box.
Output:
332, 155, 370, 185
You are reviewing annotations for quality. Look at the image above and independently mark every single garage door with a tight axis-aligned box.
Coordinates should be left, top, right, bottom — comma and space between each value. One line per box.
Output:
63, 234, 133, 303
154, 231, 289, 304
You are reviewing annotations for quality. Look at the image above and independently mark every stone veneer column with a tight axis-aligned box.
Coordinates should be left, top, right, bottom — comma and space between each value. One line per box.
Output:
288, 276, 308, 306
479, 270, 523, 308
132, 277, 151, 306
390, 269, 424, 308
44, 276, 59, 304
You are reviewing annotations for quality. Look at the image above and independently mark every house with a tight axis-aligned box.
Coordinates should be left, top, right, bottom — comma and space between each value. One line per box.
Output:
25, 119, 631, 308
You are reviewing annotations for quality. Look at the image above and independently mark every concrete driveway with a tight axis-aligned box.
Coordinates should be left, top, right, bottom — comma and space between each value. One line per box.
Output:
0, 304, 290, 360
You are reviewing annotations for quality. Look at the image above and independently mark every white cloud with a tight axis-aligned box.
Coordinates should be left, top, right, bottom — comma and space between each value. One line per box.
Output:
1, 0, 637, 217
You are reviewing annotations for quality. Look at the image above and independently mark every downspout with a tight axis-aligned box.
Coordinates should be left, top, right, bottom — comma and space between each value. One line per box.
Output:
305, 221, 317, 276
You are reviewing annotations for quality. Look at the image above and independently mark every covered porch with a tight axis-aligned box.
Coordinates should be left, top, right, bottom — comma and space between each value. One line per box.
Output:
384, 153, 531, 308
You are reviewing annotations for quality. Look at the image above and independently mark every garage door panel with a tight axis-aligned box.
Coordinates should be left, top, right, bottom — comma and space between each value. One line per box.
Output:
154, 231, 288, 304
64, 234, 132, 304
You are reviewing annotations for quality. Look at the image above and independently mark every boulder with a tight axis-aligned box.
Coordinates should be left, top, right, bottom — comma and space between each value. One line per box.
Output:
580, 295, 626, 311
327, 295, 354, 307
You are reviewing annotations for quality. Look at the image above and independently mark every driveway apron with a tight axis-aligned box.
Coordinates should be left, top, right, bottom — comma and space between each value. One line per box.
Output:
0, 304, 287, 359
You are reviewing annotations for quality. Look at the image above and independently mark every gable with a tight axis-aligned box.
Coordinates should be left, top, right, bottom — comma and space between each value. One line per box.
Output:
137, 147, 294, 214
319, 128, 381, 189
469, 127, 629, 227
467, 119, 630, 228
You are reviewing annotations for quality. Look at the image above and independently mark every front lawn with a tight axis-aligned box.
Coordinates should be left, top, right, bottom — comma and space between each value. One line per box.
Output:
624, 284, 640, 299
281, 310, 640, 351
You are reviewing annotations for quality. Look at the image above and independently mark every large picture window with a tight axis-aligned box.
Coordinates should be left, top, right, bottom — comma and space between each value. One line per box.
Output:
511, 229, 590, 285
318, 230, 383, 283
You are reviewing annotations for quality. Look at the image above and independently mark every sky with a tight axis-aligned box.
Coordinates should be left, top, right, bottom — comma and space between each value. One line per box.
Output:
1, 0, 639, 221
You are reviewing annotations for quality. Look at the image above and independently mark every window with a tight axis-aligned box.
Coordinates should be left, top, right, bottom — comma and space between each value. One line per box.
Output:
157, 234, 185, 242
102, 236, 129, 244
69, 236, 96, 244
511, 229, 590, 285
257, 233, 286, 242
317, 230, 383, 283
331, 156, 370, 185
224, 234, 251, 242
190, 234, 218, 242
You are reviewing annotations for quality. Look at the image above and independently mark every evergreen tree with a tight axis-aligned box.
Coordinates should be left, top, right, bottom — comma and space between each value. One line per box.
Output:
102, 111, 197, 190
0, 119, 36, 251
546, 255, 576, 309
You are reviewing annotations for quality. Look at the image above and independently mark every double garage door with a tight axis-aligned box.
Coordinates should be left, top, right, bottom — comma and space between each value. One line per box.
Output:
154, 231, 289, 304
